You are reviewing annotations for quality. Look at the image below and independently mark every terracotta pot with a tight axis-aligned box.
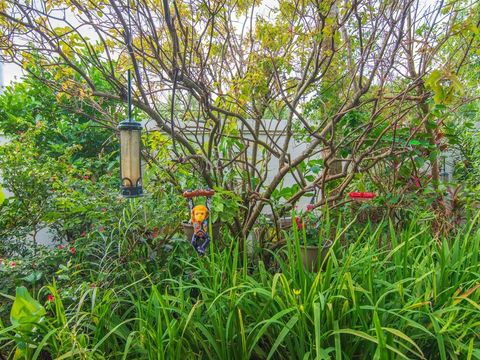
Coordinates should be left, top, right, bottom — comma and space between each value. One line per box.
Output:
299, 240, 333, 272
182, 222, 221, 241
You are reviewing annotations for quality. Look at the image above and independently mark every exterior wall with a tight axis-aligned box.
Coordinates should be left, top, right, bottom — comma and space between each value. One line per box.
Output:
144, 118, 315, 210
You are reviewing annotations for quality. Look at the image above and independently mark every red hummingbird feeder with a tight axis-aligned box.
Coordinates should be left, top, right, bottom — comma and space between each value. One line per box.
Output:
348, 192, 376, 202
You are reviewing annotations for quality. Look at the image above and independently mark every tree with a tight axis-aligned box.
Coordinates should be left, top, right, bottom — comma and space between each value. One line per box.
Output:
0, 69, 118, 254
0, 0, 478, 239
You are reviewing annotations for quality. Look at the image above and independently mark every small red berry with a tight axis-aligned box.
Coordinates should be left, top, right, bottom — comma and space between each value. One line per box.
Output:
69, 247, 76, 254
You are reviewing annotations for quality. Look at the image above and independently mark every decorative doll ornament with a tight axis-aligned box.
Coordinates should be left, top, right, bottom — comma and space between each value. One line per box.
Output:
183, 189, 215, 255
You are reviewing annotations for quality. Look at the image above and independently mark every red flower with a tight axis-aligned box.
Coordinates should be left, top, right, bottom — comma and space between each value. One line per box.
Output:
47, 294, 54, 302
69, 247, 76, 254
80, 231, 86, 237
101, 208, 107, 212
306, 204, 314, 212
57, 245, 65, 250
83, 175, 89, 180
10, 261, 17, 268
99, 226, 105, 233
295, 217, 303, 230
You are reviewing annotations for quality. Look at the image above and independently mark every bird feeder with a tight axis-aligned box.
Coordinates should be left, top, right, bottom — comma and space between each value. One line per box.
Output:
118, 120, 143, 197
348, 192, 376, 202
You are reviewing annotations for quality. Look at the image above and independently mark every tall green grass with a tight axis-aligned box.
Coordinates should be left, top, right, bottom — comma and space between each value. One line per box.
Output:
1, 215, 479, 359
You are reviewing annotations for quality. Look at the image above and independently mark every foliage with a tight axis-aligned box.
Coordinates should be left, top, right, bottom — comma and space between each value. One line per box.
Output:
0, 1, 480, 358
210, 187, 242, 224
0, 70, 118, 251
1, 0, 479, 236
446, 116, 480, 191
8, 286, 47, 359
0, 72, 190, 328
294, 205, 337, 247
1, 215, 479, 359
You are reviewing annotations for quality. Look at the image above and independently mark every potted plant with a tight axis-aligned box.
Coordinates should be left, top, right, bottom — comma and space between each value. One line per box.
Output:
295, 205, 333, 272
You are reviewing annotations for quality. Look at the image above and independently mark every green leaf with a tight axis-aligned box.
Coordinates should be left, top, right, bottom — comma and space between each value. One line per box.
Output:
22, 272, 43, 284
0, 185, 5, 205
10, 286, 46, 332
267, 314, 299, 360
425, 69, 442, 89
310, 165, 321, 174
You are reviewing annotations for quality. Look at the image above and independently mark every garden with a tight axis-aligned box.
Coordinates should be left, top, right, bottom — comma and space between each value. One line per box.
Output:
0, 0, 480, 359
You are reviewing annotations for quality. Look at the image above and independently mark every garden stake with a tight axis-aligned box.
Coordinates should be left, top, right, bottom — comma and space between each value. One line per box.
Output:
183, 189, 215, 255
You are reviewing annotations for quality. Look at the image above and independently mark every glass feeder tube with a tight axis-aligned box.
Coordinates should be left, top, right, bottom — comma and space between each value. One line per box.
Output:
118, 120, 143, 197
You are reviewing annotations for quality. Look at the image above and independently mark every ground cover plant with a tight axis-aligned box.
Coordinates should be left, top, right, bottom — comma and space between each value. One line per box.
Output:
1, 213, 479, 359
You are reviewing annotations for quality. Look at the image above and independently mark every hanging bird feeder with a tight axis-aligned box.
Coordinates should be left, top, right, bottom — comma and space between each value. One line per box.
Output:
118, 0, 143, 198
118, 119, 143, 197
348, 192, 376, 202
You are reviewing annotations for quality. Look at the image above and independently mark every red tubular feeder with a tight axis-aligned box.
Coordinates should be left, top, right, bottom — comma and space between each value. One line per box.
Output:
348, 192, 376, 200
183, 189, 215, 198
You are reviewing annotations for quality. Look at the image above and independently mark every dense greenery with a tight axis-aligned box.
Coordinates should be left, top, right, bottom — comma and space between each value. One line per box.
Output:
1, 213, 479, 359
1, 0, 480, 358
1, 0, 479, 237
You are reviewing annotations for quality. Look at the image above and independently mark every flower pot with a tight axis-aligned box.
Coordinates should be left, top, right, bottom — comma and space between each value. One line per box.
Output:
182, 222, 221, 241
299, 240, 333, 272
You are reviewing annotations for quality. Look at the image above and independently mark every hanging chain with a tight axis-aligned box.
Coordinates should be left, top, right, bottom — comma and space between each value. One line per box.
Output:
127, 0, 133, 121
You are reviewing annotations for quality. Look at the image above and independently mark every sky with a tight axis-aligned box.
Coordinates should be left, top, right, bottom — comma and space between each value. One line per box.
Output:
1, 62, 22, 87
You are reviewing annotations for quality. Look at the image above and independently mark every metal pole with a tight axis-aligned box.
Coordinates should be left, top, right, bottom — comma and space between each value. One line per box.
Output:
128, 69, 132, 121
